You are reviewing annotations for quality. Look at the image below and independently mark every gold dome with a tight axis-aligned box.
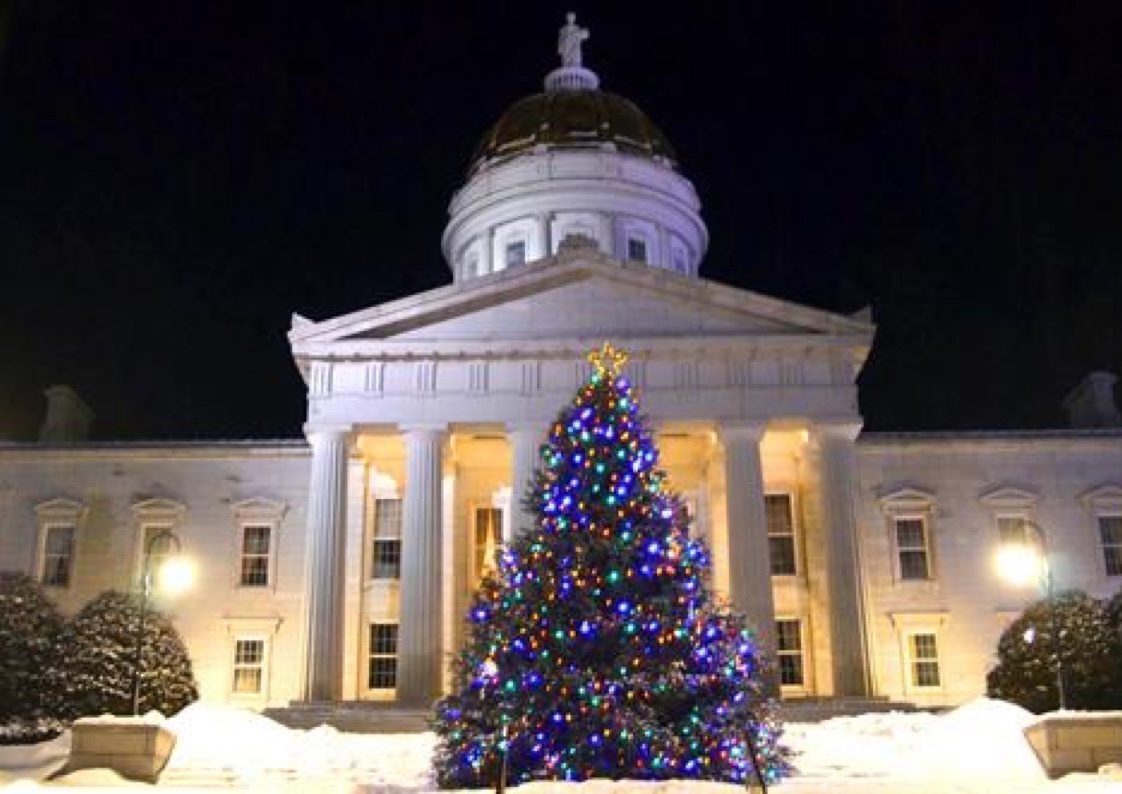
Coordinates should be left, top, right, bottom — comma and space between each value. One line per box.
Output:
469, 90, 678, 173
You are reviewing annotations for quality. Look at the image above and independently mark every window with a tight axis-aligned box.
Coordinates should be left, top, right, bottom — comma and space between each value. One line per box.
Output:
908, 633, 941, 688
895, 517, 931, 580
41, 526, 75, 587
372, 498, 402, 580
474, 507, 503, 581
368, 623, 398, 690
879, 486, 938, 585
230, 498, 285, 592
239, 526, 271, 586
627, 237, 647, 263
34, 499, 85, 589
140, 524, 176, 584
775, 619, 804, 687
766, 494, 796, 576
1099, 516, 1122, 576
232, 638, 265, 694
672, 247, 687, 274
997, 515, 1031, 545
505, 241, 526, 268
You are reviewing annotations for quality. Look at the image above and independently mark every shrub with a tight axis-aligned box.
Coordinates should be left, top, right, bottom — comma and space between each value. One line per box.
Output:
0, 572, 65, 721
987, 590, 1122, 713
59, 590, 198, 718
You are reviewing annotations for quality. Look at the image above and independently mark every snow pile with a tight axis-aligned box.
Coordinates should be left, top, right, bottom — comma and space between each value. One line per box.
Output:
918, 697, 1042, 782
785, 709, 941, 779
162, 703, 436, 789
0, 732, 70, 786
786, 697, 1045, 786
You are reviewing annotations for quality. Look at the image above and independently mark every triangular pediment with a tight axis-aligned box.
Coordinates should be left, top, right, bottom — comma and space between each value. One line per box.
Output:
876, 485, 937, 512
977, 484, 1038, 507
130, 497, 188, 519
34, 497, 87, 521
289, 253, 874, 348
1080, 483, 1122, 506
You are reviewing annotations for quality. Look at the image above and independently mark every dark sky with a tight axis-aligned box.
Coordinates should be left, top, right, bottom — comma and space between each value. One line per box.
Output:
1, 2, 1120, 440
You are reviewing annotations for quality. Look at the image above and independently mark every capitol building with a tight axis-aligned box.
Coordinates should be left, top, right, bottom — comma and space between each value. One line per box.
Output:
2, 16, 1120, 712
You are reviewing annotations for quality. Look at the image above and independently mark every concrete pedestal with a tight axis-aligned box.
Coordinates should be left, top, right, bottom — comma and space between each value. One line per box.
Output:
66, 719, 176, 783
1024, 713, 1122, 778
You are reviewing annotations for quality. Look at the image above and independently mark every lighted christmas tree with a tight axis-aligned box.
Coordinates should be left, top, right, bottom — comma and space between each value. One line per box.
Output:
433, 343, 788, 787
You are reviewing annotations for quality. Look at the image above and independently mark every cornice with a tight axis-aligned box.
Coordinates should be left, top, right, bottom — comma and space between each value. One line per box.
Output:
292, 334, 872, 363
859, 429, 1122, 453
0, 440, 310, 461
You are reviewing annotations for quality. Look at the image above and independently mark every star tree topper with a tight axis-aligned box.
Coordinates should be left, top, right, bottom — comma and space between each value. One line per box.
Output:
587, 341, 628, 378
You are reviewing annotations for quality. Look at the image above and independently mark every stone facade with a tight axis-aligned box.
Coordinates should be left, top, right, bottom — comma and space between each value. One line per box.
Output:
1, 413, 1119, 710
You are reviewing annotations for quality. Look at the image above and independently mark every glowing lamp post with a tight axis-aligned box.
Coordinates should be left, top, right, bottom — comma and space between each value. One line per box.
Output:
132, 530, 193, 716
994, 520, 1067, 710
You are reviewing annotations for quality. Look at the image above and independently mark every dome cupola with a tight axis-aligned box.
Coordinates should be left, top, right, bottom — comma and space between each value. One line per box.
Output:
443, 13, 708, 282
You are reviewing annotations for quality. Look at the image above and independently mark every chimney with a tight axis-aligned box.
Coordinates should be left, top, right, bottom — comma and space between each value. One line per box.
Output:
1062, 371, 1122, 429
39, 385, 94, 443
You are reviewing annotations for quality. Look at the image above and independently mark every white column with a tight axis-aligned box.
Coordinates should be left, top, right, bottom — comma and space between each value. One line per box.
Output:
397, 425, 445, 704
483, 229, 495, 274
718, 422, 777, 681
537, 213, 552, 259
507, 422, 544, 542
812, 421, 869, 696
657, 224, 671, 268
300, 425, 350, 701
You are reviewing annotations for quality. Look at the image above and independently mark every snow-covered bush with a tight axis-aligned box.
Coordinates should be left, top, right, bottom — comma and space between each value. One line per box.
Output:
987, 590, 1122, 713
59, 590, 198, 718
0, 572, 65, 723
1106, 588, 1122, 640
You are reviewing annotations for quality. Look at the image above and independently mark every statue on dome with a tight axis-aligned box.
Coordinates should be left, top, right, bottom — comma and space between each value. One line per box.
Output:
558, 12, 589, 67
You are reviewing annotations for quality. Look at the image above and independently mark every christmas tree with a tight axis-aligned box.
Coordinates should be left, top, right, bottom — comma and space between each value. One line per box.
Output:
433, 343, 788, 787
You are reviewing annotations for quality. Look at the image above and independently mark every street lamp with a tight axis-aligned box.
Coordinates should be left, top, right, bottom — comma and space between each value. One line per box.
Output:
132, 529, 193, 716
994, 520, 1067, 710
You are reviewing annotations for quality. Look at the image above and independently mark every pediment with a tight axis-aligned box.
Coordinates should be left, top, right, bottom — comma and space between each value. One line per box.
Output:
289, 254, 874, 349
977, 484, 1038, 508
131, 497, 188, 520
34, 497, 87, 522
1080, 483, 1122, 507
876, 485, 937, 513
231, 497, 287, 521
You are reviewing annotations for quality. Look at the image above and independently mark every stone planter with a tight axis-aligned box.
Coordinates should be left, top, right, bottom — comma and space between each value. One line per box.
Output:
64, 717, 176, 783
1023, 713, 1122, 778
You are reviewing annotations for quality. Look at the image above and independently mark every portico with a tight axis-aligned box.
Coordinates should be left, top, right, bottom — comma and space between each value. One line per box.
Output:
289, 247, 875, 703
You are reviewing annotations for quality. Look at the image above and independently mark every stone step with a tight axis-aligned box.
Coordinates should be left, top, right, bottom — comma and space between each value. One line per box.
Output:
264, 697, 921, 733
262, 703, 431, 734
777, 697, 922, 723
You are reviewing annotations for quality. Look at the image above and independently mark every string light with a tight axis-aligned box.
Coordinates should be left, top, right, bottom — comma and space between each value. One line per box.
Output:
432, 344, 789, 788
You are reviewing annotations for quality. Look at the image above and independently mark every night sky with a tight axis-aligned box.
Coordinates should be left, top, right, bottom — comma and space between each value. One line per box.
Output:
1, 2, 1120, 440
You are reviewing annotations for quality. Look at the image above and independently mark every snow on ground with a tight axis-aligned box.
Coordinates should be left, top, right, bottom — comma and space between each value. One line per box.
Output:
2, 698, 1122, 791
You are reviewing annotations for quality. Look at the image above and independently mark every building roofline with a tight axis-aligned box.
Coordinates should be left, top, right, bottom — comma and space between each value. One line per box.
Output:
861, 428, 1122, 444
0, 438, 310, 459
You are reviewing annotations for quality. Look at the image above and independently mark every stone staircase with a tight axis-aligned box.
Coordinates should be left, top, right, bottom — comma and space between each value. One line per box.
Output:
777, 696, 925, 723
261, 697, 922, 734
262, 701, 431, 733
